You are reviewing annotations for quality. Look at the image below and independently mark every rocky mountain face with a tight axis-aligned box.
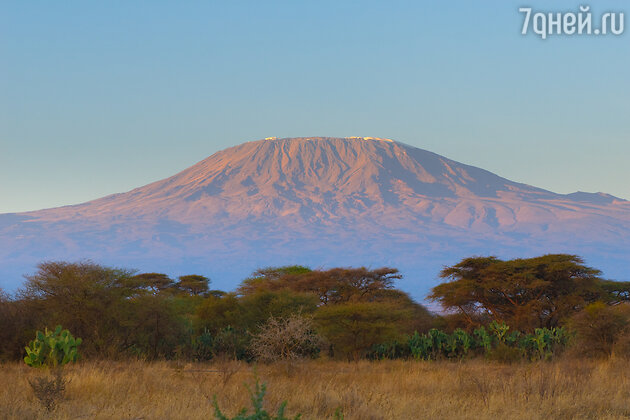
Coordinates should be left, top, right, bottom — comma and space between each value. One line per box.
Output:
2, 137, 629, 296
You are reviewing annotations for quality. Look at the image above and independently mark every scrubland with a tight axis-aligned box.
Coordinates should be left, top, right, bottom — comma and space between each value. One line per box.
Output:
5, 259, 630, 418
2, 357, 630, 420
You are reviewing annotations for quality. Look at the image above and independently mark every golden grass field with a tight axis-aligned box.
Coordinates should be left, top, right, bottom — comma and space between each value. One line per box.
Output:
2, 357, 630, 419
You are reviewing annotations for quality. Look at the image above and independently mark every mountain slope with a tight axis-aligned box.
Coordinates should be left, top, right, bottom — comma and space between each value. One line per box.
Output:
2, 137, 629, 295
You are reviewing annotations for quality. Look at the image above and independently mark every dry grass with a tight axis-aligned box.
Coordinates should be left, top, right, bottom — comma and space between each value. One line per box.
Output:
2, 357, 630, 419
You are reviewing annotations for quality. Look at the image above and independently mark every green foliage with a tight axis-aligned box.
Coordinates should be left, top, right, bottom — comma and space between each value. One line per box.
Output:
473, 327, 492, 353
430, 254, 607, 331
124, 293, 191, 359
177, 275, 210, 296
599, 280, 630, 304
24, 325, 82, 368
518, 327, 571, 361
5, 257, 623, 364
129, 272, 175, 294
371, 323, 570, 362
452, 328, 473, 356
505, 330, 521, 347
427, 329, 448, 359
191, 329, 214, 361
186, 326, 254, 362
370, 340, 410, 360
213, 326, 251, 360
315, 301, 412, 360
399, 329, 473, 360
488, 321, 510, 344
196, 294, 244, 334
238, 266, 313, 296
333, 407, 344, 420
22, 261, 136, 357
408, 331, 433, 360
531, 329, 551, 360
196, 291, 318, 336
213, 378, 301, 420
239, 266, 401, 306
23, 325, 82, 412
240, 291, 319, 331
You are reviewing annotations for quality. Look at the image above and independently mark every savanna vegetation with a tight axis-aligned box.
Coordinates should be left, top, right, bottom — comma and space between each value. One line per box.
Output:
2, 254, 630, 418
3, 358, 630, 419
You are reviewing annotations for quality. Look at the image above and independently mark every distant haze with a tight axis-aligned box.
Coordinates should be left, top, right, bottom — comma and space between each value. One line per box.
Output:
1, 137, 629, 299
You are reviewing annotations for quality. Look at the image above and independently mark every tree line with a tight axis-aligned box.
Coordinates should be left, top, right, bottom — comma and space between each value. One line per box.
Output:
2, 254, 630, 362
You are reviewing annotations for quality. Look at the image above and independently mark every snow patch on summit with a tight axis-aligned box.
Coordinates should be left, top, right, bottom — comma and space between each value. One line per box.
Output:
346, 136, 394, 142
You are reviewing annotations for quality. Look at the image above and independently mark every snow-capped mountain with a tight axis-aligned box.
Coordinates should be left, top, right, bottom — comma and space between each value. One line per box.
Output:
2, 137, 629, 295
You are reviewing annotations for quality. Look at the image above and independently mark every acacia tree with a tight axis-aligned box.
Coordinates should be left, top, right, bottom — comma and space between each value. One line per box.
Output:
600, 280, 630, 305
20, 262, 195, 359
20, 261, 136, 356
130, 273, 175, 295
238, 266, 401, 305
429, 254, 606, 330
176, 275, 210, 296
238, 265, 313, 295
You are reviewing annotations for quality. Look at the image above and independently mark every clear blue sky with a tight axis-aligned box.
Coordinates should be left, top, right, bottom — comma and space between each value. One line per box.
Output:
1, 0, 628, 213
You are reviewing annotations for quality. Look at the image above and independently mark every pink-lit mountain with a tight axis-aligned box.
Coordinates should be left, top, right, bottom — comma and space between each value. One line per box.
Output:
2, 137, 629, 295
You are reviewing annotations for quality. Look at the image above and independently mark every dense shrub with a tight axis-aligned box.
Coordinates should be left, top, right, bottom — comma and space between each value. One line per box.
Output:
429, 255, 627, 331
568, 302, 630, 358
368, 322, 570, 362
315, 301, 413, 360
1, 258, 629, 363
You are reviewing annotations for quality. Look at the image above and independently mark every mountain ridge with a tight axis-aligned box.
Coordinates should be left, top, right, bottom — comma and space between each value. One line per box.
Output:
2, 137, 629, 295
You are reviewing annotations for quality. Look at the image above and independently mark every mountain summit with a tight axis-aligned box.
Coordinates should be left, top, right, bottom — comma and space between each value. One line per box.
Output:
2, 137, 629, 294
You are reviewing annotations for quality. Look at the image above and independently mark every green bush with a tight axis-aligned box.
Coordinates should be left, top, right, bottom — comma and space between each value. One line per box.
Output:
24, 325, 82, 368
191, 329, 214, 361
213, 326, 251, 360
369, 340, 411, 360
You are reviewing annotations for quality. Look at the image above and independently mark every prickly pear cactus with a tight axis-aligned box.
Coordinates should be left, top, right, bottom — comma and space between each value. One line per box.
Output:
473, 326, 492, 352
408, 331, 433, 360
453, 328, 472, 355
488, 320, 510, 344
24, 325, 82, 368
